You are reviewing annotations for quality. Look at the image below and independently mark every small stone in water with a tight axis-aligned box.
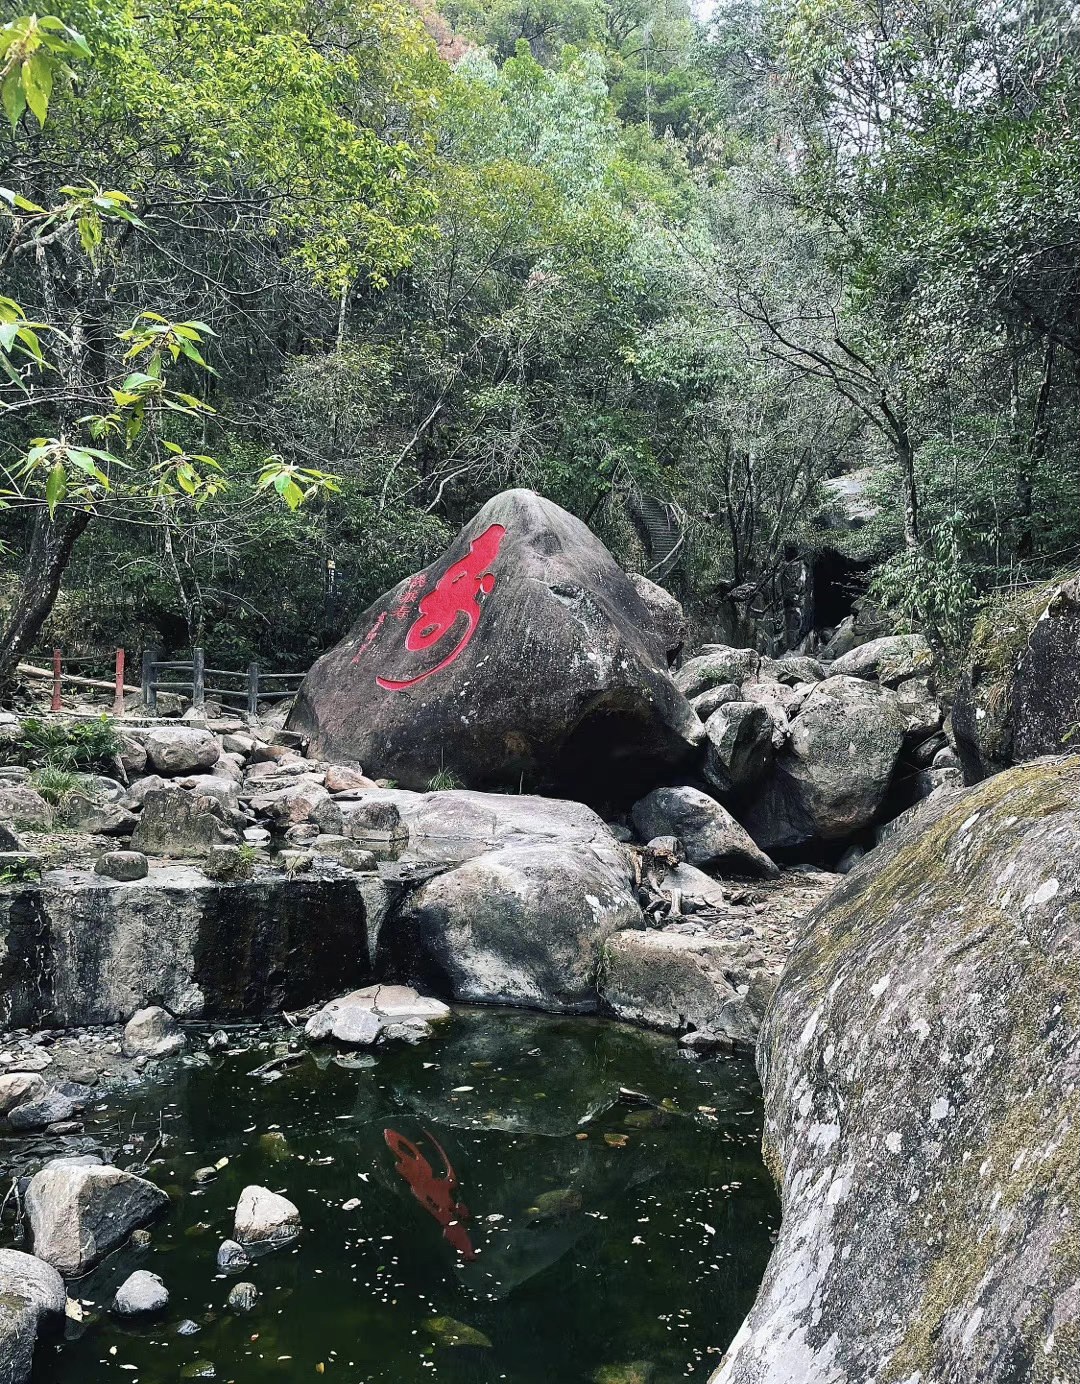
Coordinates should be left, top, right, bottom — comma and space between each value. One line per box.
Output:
180, 1361, 216, 1379
176, 1319, 202, 1336
227, 1281, 260, 1313
193, 1166, 218, 1184
424, 1316, 493, 1349
216, 1239, 251, 1272
342, 1198, 362, 1211
130, 1228, 152, 1248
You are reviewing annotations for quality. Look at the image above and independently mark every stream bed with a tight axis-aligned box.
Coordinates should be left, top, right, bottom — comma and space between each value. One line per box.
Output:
30, 1009, 776, 1384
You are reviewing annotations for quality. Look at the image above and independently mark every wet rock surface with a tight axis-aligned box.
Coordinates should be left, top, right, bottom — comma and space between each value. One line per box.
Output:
715, 758, 1080, 1384
0, 1247, 66, 1384
26, 1159, 170, 1275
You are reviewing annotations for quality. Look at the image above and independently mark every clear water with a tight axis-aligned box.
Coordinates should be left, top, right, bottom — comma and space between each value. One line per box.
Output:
32, 1009, 776, 1384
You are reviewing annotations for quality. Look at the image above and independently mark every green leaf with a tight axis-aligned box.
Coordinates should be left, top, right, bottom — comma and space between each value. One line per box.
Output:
22, 52, 53, 126
45, 463, 66, 517
2, 70, 26, 131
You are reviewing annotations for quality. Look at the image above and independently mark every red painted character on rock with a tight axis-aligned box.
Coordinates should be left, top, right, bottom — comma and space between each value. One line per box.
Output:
383, 1127, 477, 1260
376, 523, 506, 691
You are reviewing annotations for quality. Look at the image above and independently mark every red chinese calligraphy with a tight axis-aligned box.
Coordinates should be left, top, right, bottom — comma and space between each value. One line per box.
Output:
376, 523, 506, 691
384, 1127, 477, 1261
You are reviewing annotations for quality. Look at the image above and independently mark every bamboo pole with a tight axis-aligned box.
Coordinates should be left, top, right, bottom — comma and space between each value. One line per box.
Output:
18, 661, 141, 695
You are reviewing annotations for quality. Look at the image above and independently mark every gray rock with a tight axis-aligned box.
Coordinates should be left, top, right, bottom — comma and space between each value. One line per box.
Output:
932, 745, 960, 770
94, 850, 149, 882
714, 758, 1080, 1384
174, 774, 239, 810
117, 736, 148, 778
201, 844, 255, 883
829, 632, 931, 686
893, 676, 943, 742
630, 787, 777, 878
59, 793, 137, 836
0, 1072, 46, 1117
26, 1160, 169, 1275
123, 774, 170, 807
341, 847, 378, 872
703, 702, 774, 795
144, 727, 221, 776
289, 490, 702, 796
675, 647, 762, 699
627, 573, 687, 659
6, 1085, 80, 1130
835, 842, 866, 874
0, 1247, 66, 1384
216, 1239, 251, 1272
227, 1281, 259, 1313
249, 777, 330, 827
0, 821, 26, 850
131, 788, 240, 857
122, 1006, 186, 1059
660, 861, 727, 910
0, 785, 52, 831
233, 1185, 301, 1246
284, 822, 320, 845
690, 683, 742, 721
600, 930, 771, 1049
741, 676, 905, 851
385, 838, 643, 1011
769, 655, 825, 686
112, 1270, 168, 1316
305, 984, 450, 1046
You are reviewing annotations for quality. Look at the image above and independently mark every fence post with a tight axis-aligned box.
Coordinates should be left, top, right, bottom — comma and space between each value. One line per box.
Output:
113, 648, 125, 717
247, 662, 259, 717
142, 649, 157, 714
192, 647, 205, 711
51, 648, 62, 712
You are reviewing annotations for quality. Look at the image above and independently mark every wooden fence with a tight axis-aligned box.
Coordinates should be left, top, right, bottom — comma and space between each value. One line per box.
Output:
141, 648, 305, 715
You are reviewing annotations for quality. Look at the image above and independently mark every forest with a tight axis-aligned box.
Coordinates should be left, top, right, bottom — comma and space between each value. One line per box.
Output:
1, 0, 1077, 676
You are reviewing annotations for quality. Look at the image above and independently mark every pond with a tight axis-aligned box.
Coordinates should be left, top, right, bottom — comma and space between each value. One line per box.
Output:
32, 1009, 777, 1384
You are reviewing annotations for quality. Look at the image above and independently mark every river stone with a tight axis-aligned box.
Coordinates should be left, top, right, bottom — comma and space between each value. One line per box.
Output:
288, 489, 703, 802
26, 1161, 169, 1275
702, 702, 774, 796
740, 676, 905, 851
112, 1270, 168, 1316
201, 844, 255, 883
828, 632, 931, 686
600, 930, 770, 1049
144, 727, 220, 776
59, 793, 137, 836
769, 655, 825, 685
122, 1006, 187, 1059
216, 1239, 251, 1272
675, 646, 762, 699
713, 758, 1080, 1384
174, 774, 240, 811
227, 1281, 259, 1313
131, 788, 240, 857
305, 984, 450, 1046
0, 1072, 46, 1117
627, 573, 687, 659
381, 840, 644, 1012
94, 850, 149, 882
6, 1085, 80, 1130
123, 774, 170, 808
690, 684, 742, 721
233, 1185, 301, 1246
0, 1247, 66, 1384
0, 785, 52, 831
630, 787, 777, 878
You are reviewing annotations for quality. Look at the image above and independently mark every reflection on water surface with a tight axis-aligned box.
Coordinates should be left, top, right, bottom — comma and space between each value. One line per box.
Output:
31, 1008, 777, 1384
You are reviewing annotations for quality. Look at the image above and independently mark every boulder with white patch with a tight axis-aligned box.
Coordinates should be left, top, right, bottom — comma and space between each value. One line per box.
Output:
714, 758, 1080, 1384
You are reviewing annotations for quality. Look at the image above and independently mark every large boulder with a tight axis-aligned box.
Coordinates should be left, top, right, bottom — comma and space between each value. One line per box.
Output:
828, 632, 931, 686
288, 490, 702, 802
143, 727, 220, 776
714, 759, 1080, 1384
0, 1248, 65, 1384
630, 786, 777, 877
703, 702, 774, 795
26, 1159, 169, 1275
0, 785, 52, 832
740, 676, 904, 852
627, 573, 687, 660
599, 930, 772, 1049
675, 646, 762, 699
131, 788, 240, 857
122, 1005, 187, 1059
953, 575, 1080, 781
379, 839, 643, 1012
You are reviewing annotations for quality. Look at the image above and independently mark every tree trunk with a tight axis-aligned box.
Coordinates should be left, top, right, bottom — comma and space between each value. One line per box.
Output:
0, 508, 91, 689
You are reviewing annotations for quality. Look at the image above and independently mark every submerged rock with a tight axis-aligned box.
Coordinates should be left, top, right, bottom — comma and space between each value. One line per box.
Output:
288, 489, 703, 801
305, 984, 450, 1046
122, 1006, 187, 1059
112, 1270, 168, 1316
26, 1159, 169, 1275
0, 1247, 66, 1384
715, 758, 1080, 1384
424, 1316, 492, 1349
233, 1185, 301, 1246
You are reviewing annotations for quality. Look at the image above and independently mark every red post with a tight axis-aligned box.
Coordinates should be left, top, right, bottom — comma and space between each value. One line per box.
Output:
51, 648, 62, 712
113, 648, 125, 716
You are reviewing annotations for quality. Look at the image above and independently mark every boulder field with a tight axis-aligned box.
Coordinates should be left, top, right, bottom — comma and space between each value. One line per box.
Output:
715, 757, 1080, 1384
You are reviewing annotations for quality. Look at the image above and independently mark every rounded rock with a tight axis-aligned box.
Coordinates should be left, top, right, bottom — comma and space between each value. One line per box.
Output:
112, 1269, 169, 1316
94, 850, 149, 882
227, 1281, 259, 1313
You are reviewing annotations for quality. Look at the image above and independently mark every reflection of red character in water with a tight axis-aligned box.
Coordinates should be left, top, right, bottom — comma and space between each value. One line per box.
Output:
384, 1128, 477, 1261
376, 524, 506, 691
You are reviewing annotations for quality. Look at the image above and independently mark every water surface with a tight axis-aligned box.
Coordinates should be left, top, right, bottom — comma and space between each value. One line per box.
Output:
33, 1009, 776, 1384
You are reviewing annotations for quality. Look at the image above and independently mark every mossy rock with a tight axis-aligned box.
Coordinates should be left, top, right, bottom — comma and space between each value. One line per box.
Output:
424, 1315, 492, 1349
717, 758, 1080, 1384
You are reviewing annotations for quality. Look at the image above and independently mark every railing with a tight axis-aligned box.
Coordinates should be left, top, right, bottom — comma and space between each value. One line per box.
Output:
20, 648, 132, 714
141, 648, 305, 715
